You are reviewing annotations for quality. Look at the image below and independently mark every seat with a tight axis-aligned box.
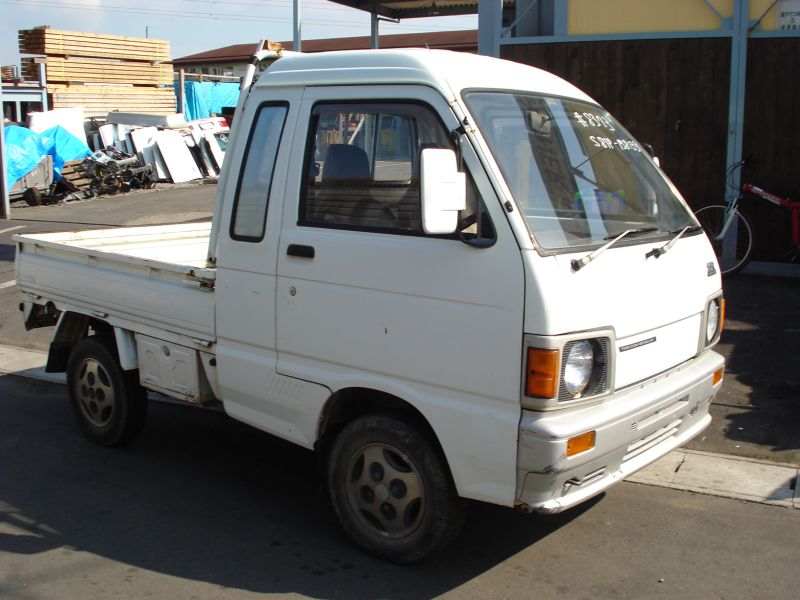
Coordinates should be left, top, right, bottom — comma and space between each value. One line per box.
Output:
322, 144, 370, 181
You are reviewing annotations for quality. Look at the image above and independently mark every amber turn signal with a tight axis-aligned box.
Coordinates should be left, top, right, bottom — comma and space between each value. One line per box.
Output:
713, 367, 724, 386
526, 348, 559, 398
720, 297, 726, 334
567, 431, 596, 457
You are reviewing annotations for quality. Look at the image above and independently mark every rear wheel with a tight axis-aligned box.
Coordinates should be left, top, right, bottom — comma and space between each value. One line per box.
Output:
695, 204, 754, 276
327, 413, 467, 563
67, 336, 147, 446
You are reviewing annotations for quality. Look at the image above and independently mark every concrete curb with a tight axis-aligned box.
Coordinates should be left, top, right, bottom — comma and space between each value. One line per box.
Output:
626, 448, 799, 510
1, 343, 798, 509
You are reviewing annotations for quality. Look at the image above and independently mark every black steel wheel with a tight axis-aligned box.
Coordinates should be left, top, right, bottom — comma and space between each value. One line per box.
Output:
327, 413, 467, 563
67, 336, 147, 447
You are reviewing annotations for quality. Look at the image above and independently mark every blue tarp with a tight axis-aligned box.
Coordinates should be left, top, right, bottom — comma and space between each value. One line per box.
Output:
3, 125, 48, 191
3, 125, 90, 190
177, 81, 240, 121
38, 126, 91, 179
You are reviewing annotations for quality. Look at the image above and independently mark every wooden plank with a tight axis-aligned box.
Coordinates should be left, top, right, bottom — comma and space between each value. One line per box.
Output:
18, 29, 170, 52
18, 28, 169, 62
21, 57, 172, 85
47, 85, 175, 94
49, 85, 177, 117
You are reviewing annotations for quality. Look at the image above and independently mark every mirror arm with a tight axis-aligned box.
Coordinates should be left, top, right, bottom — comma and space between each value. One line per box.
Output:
450, 122, 467, 172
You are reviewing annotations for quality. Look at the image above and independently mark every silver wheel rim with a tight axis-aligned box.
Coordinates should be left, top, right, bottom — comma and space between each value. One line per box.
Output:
73, 357, 116, 428
345, 443, 426, 539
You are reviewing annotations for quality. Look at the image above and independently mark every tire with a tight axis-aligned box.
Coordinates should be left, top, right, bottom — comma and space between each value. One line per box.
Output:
327, 413, 467, 564
66, 336, 147, 447
22, 187, 42, 206
695, 204, 754, 276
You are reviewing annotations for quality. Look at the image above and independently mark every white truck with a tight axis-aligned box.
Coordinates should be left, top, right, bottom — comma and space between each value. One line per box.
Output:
14, 46, 725, 563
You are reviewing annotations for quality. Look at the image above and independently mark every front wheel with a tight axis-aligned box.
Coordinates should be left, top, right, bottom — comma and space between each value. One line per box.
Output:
327, 413, 467, 563
67, 336, 147, 447
695, 204, 754, 276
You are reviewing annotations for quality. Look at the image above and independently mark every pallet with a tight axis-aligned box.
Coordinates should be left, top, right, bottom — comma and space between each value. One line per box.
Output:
21, 57, 173, 85
60, 159, 91, 192
18, 27, 170, 62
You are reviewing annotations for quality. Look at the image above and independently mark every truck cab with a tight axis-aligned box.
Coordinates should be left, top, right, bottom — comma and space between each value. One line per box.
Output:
15, 48, 724, 563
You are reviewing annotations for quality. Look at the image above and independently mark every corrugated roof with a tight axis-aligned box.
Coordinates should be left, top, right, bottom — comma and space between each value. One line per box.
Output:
171, 29, 477, 65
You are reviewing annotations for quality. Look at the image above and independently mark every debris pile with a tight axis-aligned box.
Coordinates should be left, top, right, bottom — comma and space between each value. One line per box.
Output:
5, 110, 229, 206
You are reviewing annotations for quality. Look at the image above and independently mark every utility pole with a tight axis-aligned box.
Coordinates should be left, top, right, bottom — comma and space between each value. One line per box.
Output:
0, 69, 10, 219
293, 0, 302, 51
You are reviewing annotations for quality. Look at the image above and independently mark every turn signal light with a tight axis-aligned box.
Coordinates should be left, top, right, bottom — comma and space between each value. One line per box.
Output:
526, 348, 559, 398
713, 367, 724, 386
567, 431, 596, 457
720, 298, 726, 333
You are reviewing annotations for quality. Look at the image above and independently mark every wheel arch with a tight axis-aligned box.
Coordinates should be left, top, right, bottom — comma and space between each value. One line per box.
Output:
316, 387, 449, 473
45, 311, 118, 373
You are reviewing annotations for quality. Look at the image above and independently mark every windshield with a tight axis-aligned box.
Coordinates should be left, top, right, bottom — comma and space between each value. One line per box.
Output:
463, 92, 696, 250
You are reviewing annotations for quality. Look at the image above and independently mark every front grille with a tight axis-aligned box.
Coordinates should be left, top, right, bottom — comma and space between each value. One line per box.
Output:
623, 418, 682, 463
558, 337, 610, 401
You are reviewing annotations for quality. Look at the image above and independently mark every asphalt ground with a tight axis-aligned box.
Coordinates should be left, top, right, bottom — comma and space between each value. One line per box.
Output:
1, 374, 798, 600
1, 185, 799, 466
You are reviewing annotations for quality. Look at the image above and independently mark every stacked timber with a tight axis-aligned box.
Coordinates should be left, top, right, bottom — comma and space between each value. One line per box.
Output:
1, 65, 19, 80
18, 27, 175, 118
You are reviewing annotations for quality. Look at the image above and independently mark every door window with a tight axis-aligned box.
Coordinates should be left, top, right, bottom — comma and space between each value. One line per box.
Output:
300, 102, 454, 233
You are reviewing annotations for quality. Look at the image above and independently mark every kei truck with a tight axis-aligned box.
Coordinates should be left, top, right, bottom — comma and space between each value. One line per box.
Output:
14, 45, 725, 563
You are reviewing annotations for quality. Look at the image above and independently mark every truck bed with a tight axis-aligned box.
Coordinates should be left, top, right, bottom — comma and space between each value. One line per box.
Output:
14, 222, 216, 342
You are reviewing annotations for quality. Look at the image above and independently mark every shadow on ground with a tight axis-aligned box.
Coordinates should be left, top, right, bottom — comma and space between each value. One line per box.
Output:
685, 273, 800, 464
0, 376, 596, 599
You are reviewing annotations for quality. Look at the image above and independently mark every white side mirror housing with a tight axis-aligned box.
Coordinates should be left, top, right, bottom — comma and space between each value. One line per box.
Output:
420, 148, 466, 235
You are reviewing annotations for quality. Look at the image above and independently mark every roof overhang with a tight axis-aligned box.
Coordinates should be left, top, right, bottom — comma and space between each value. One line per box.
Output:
326, 0, 512, 20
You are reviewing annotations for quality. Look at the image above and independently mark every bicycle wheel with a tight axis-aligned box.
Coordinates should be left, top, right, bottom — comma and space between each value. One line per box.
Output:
695, 204, 754, 276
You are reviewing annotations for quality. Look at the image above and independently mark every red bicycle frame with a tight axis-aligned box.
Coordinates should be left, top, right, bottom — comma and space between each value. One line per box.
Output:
741, 183, 800, 248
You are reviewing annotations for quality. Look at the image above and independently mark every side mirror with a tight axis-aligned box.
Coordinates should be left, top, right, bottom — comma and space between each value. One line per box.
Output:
420, 148, 466, 235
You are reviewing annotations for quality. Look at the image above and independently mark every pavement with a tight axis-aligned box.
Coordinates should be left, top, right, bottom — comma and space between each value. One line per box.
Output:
1, 185, 799, 513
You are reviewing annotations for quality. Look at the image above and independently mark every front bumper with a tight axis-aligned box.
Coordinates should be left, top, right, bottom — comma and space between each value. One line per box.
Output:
516, 350, 724, 513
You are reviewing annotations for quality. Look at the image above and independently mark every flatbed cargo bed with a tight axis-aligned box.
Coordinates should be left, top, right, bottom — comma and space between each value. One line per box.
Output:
14, 222, 216, 342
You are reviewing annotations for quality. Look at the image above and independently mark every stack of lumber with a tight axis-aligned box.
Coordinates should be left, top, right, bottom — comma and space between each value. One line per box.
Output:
18, 27, 175, 118
1, 65, 19, 80
22, 57, 173, 85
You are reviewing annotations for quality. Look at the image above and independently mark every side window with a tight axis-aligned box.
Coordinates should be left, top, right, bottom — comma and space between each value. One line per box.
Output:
300, 102, 453, 233
230, 103, 288, 242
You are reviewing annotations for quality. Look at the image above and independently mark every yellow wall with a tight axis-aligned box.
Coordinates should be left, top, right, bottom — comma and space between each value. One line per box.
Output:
567, 0, 778, 35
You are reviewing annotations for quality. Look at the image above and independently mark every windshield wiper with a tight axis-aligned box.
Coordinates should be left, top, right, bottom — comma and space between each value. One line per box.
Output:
645, 225, 702, 259
572, 227, 658, 272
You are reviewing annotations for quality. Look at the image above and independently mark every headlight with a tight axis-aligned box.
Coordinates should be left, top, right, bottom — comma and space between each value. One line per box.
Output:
706, 299, 720, 343
564, 340, 594, 397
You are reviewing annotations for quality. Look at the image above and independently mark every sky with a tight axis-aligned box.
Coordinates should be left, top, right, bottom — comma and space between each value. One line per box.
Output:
0, 0, 478, 67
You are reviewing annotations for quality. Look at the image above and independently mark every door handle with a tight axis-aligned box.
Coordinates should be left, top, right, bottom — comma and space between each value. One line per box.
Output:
287, 244, 315, 259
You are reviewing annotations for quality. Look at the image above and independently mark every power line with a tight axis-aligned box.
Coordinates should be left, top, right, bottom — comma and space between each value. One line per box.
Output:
2, 0, 465, 32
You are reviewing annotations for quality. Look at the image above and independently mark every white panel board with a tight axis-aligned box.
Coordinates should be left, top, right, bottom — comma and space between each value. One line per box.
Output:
155, 130, 202, 183
130, 127, 168, 181
204, 132, 225, 171
98, 123, 118, 148
28, 107, 87, 145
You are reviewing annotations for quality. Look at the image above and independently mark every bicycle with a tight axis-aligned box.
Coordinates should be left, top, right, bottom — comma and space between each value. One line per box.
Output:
695, 158, 800, 276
